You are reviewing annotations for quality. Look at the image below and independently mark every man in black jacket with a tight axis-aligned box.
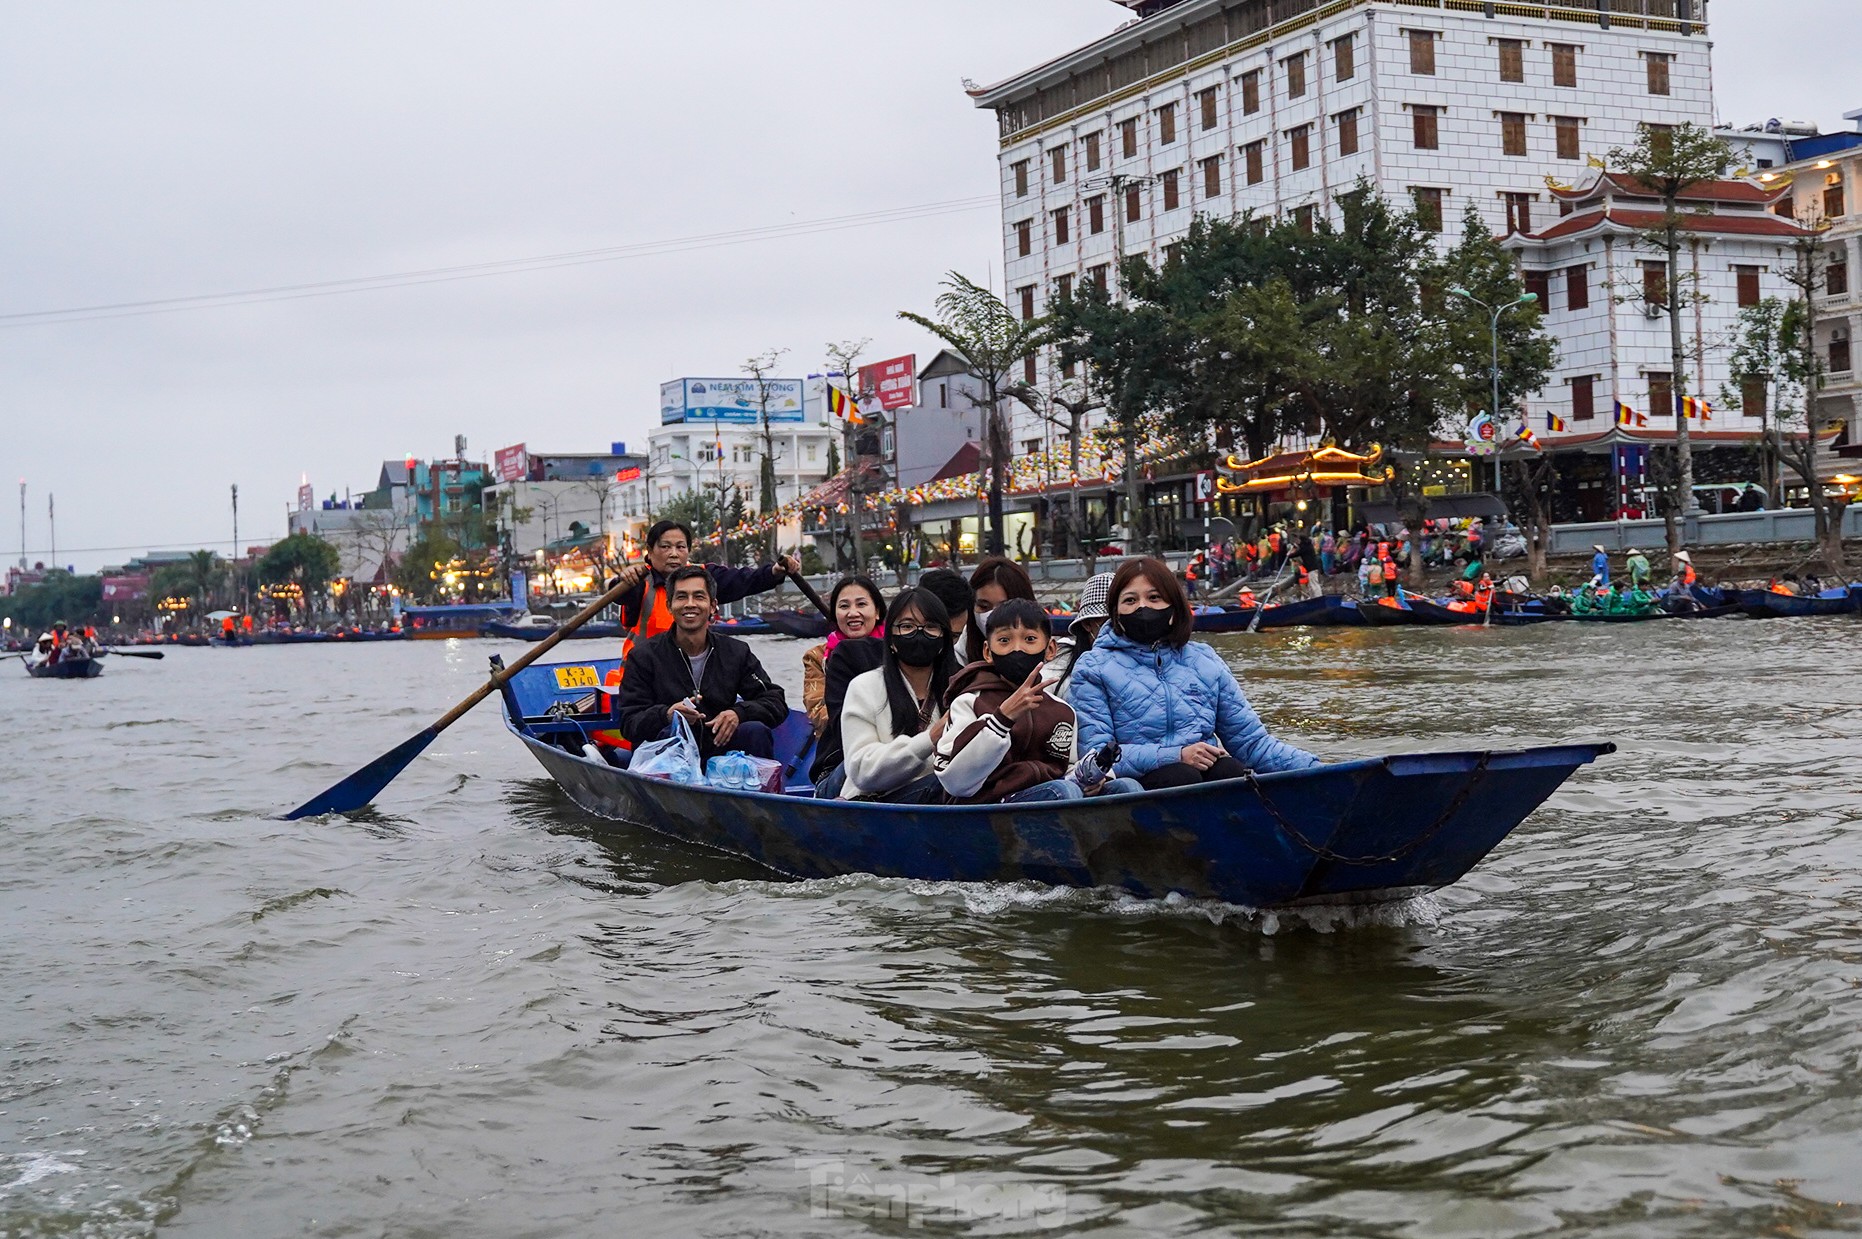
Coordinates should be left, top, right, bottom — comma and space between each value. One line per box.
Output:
617, 565, 788, 761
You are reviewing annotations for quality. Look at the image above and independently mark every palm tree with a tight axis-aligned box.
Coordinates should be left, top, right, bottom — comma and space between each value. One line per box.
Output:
900, 272, 1055, 557
184, 550, 224, 618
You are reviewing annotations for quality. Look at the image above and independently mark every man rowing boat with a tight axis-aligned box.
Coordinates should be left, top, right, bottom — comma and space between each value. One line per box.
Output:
608, 520, 800, 657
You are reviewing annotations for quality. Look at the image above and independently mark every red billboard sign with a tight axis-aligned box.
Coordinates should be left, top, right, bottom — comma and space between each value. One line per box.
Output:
614, 466, 642, 484
859, 355, 917, 411
494, 444, 529, 483
101, 573, 150, 602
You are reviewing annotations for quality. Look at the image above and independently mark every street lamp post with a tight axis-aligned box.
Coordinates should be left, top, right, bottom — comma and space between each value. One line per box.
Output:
1449, 287, 1537, 495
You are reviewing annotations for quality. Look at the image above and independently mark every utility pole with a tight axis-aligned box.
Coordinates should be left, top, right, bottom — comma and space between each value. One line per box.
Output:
48, 494, 56, 568
231, 484, 242, 613
18, 480, 25, 569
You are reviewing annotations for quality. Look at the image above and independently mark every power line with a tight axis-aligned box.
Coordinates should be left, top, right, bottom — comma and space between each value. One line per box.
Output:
0, 195, 999, 329
13, 536, 283, 558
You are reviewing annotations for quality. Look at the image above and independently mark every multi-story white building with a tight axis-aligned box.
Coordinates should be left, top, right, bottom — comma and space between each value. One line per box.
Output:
1768, 110, 1862, 470
1505, 173, 1813, 517
970, 0, 1715, 451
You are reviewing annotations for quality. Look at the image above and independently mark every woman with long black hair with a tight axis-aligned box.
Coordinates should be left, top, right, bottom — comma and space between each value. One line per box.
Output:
830, 587, 954, 803
803, 576, 886, 786
965, 557, 1036, 663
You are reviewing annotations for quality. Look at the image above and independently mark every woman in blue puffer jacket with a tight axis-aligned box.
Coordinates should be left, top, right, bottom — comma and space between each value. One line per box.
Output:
1071, 557, 1322, 789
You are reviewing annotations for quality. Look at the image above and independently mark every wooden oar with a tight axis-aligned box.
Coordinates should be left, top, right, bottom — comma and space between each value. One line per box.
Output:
786, 568, 833, 620
282, 572, 637, 819
101, 648, 165, 659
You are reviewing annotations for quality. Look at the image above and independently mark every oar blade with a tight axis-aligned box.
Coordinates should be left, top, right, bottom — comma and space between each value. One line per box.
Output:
281, 727, 439, 820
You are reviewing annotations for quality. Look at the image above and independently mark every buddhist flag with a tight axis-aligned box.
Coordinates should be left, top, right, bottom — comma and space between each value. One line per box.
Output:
1546, 411, 1567, 432
1514, 420, 1542, 450
1680, 396, 1712, 422
1616, 401, 1646, 428
827, 384, 865, 425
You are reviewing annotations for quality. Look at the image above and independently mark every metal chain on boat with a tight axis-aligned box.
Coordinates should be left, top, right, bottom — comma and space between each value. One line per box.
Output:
1245, 753, 1493, 867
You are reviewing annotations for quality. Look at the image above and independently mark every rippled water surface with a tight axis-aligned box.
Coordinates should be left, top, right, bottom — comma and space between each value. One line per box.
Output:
3, 621, 1860, 1237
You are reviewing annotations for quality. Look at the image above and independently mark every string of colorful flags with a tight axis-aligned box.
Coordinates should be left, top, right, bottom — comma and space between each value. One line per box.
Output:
713, 427, 1186, 541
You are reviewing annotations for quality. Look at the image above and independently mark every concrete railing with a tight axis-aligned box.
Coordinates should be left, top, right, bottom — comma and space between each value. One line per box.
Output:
1547, 506, 1862, 554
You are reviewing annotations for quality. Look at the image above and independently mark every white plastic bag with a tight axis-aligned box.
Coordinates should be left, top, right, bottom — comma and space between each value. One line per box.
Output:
630, 713, 703, 784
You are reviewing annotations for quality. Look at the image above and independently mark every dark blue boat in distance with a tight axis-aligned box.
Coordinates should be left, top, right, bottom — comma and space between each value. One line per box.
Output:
498, 655, 1611, 908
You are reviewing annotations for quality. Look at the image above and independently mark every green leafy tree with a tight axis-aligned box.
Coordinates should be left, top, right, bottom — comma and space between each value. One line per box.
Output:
258, 532, 341, 616
742, 347, 790, 561
1606, 121, 1737, 546
0, 570, 104, 632
900, 273, 1055, 556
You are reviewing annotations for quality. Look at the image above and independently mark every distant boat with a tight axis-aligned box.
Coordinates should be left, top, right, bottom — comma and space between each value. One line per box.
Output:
25, 655, 102, 679
1731, 586, 1859, 619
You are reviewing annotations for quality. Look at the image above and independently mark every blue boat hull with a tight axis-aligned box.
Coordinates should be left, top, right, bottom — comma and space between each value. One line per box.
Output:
500, 657, 1610, 907
1731, 587, 1858, 619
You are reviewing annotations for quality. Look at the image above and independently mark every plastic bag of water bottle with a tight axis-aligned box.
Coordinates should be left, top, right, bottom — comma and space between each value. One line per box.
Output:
705, 753, 744, 789
631, 714, 704, 784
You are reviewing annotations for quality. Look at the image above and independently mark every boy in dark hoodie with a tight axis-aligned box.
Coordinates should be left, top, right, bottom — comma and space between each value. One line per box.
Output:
933, 598, 1139, 804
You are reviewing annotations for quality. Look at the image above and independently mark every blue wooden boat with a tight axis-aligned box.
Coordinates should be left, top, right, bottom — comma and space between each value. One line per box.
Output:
482, 618, 623, 641
1731, 586, 1858, 619
713, 616, 772, 636
497, 655, 1611, 908
24, 655, 102, 679
760, 609, 832, 640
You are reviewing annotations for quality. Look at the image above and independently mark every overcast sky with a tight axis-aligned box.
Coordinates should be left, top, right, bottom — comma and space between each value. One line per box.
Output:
2, 0, 1854, 572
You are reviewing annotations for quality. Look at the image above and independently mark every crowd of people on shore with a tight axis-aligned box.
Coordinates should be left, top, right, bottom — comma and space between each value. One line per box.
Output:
1183, 518, 1510, 597
594, 520, 1321, 806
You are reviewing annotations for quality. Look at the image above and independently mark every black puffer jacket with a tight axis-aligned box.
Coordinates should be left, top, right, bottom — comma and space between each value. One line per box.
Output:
616, 629, 788, 757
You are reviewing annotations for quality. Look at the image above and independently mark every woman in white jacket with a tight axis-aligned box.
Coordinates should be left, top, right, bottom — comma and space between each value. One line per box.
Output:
834, 588, 954, 802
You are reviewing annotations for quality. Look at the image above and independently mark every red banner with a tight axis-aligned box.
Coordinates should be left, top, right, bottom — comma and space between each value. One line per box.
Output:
101, 573, 150, 602
494, 444, 529, 483
859, 355, 917, 411
614, 466, 642, 484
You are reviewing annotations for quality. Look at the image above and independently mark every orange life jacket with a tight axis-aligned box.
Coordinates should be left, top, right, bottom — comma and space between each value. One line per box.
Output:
1296, 565, 1310, 586
592, 578, 676, 748
1681, 565, 1697, 587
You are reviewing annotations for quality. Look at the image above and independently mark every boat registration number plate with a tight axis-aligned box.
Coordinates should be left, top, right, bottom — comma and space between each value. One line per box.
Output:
553, 665, 600, 690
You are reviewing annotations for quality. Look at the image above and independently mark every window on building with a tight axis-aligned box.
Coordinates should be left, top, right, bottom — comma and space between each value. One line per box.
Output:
1741, 375, 1768, 420
1119, 117, 1139, 159
1024, 357, 1038, 384
1645, 122, 1674, 161
1019, 286, 1035, 320
879, 431, 892, 458
1284, 52, 1307, 99
1023, 437, 1042, 457
1201, 154, 1222, 199
1829, 255, 1850, 296
1088, 265, 1108, 292
1500, 112, 1528, 157
1412, 105, 1440, 151
1567, 263, 1590, 310
1293, 204, 1316, 234
1503, 192, 1534, 234
1571, 374, 1596, 420
1157, 102, 1177, 145
1733, 264, 1761, 307
1050, 145, 1067, 185
1062, 357, 1077, 378
1552, 116, 1581, 160
1642, 260, 1668, 306
1288, 124, 1312, 171
1163, 241, 1183, 266
1084, 131, 1102, 172
1496, 39, 1524, 83
1333, 34, 1355, 82
1825, 175, 1846, 219
1245, 140, 1265, 185
1161, 168, 1181, 210
1012, 160, 1029, 197
1088, 195, 1106, 234
1336, 108, 1360, 157
1413, 187, 1445, 233
1644, 52, 1672, 96
1241, 70, 1261, 115
1409, 30, 1437, 75
1833, 329, 1853, 374
1550, 43, 1578, 88
1125, 183, 1143, 222
1648, 371, 1674, 419
1015, 219, 1032, 257
1199, 87, 1219, 131
1052, 206, 1070, 245
938, 382, 948, 409
1056, 272, 1074, 301
1524, 269, 1550, 305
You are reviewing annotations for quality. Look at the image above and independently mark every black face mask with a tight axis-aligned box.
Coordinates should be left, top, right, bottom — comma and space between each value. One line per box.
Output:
891, 631, 944, 668
1118, 605, 1174, 646
989, 650, 1045, 687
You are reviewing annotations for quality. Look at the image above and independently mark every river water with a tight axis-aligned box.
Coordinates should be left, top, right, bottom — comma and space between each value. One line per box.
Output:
2, 621, 1859, 1237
